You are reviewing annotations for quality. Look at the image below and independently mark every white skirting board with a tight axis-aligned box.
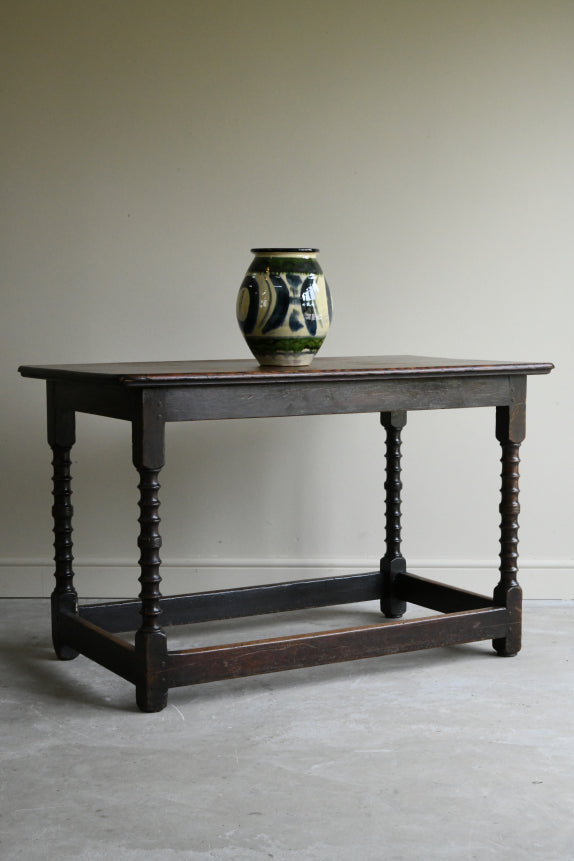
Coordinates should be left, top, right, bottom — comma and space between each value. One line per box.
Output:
0, 559, 572, 600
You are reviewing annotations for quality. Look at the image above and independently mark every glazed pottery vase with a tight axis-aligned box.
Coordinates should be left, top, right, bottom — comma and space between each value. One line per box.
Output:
236, 248, 332, 366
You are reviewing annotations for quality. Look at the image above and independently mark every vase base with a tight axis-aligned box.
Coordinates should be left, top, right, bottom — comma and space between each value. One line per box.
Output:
256, 353, 315, 367
245, 336, 324, 367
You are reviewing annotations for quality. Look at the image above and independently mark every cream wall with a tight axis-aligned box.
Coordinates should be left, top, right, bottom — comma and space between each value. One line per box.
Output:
1, 0, 571, 598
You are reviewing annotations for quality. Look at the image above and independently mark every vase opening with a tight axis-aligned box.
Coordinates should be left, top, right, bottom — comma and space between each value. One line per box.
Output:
251, 248, 319, 257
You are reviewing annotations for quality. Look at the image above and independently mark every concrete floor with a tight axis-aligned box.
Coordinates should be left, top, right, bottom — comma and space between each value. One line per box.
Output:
0, 599, 572, 861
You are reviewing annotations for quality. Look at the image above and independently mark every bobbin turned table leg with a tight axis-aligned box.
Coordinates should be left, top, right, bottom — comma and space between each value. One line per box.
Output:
493, 381, 526, 657
132, 394, 168, 712
47, 382, 79, 660
380, 411, 408, 619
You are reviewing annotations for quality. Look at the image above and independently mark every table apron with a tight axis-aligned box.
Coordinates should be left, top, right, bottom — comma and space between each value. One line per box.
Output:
51, 381, 139, 421
50, 375, 520, 422
160, 375, 515, 421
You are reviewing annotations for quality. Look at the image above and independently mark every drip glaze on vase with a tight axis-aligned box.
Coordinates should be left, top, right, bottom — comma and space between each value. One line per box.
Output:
237, 248, 332, 366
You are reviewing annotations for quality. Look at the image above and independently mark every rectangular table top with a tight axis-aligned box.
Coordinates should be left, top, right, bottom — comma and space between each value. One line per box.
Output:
19, 355, 554, 388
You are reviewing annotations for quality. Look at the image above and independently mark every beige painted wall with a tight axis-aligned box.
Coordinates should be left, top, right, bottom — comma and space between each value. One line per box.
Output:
1, 0, 571, 597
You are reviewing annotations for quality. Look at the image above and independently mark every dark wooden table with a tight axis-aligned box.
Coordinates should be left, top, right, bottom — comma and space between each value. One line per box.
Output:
19, 356, 553, 712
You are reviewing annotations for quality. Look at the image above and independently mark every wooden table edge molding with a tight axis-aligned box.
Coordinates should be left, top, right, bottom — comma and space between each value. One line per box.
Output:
19, 355, 554, 386
18, 355, 554, 712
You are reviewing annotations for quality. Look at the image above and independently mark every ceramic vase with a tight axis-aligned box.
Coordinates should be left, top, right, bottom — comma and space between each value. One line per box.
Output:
236, 248, 332, 366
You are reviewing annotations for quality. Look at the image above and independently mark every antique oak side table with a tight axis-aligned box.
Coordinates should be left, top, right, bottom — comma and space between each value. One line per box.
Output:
19, 356, 553, 712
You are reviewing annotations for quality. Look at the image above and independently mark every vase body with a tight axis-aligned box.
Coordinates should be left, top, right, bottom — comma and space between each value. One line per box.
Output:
237, 248, 332, 366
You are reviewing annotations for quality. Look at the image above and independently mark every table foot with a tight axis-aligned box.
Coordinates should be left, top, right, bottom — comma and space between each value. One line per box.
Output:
51, 592, 79, 660
381, 561, 407, 619
492, 584, 522, 657
135, 630, 168, 712
493, 646, 518, 657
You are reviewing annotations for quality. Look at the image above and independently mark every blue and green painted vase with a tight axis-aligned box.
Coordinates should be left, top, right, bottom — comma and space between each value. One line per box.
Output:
237, 248, 333, 366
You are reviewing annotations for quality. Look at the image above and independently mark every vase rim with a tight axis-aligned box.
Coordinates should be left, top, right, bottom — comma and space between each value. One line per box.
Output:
251, 247, 319, 255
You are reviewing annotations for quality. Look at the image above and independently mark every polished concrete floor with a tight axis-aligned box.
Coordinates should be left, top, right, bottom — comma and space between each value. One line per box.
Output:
0, 599, 572, 860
